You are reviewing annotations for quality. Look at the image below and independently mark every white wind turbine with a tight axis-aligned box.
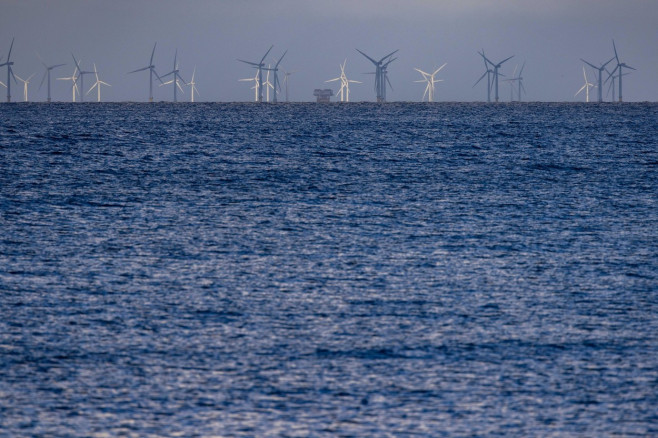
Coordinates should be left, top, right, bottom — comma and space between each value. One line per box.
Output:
263, 65, 274, 102
71, 54, 95, 103
238, 69, 260, 102
187, 66, 199, 102
262, 51, 287, 103
413, 63, 446, 102
238, 46, 273, 103
575, 66, 595, 102
326, 59, 361, 102
14, 73, 35, 102
57, 66, 79, 102
86, 64, 111, 102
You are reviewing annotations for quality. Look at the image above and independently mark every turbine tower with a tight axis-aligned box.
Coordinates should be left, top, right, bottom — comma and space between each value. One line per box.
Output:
0, 38, 17, 102
187, 66, 199, 102
71, 54, 94, 103
356, 49, 398, 102
413, 63, 446, 102
57, 66, 79, 102
238, 45, 273, 103
607, 40, 636, 102
86, 64, 111, 102
581, 56, 614, 103
160, 49, 186, 102
479, 50, 513, 103
128, 43, 162, 102
37, 55, 65, 103
575, 66, 595, 102
326, 59, 361, 102
14, 73, 35, 102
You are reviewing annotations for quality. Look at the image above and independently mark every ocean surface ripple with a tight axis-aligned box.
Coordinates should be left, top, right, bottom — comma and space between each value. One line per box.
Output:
1, 102, 657, 436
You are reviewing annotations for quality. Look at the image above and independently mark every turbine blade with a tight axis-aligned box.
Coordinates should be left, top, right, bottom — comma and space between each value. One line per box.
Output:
260, 45, 274, 64
275, 50, 287, 68
128, 66, 150, 74
7, 38, 14, 61
473, 71, 488, 87
38, 71, 47, 90
71, 53, 81, 71
238, 59, 259, 67
499, 55, 514, 66
602, 56, 615, 69
150, 42, 157, 65
434, 63, 447, 75
356, 49, 377, 65
612, 39, 619, 63
379, 49, 399, 62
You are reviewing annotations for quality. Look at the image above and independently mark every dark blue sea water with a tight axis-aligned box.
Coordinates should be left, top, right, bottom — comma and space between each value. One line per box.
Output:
1, 102, 657, 436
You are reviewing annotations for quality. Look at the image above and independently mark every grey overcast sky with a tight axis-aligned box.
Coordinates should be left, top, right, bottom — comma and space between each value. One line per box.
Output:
1, 0, 656, 102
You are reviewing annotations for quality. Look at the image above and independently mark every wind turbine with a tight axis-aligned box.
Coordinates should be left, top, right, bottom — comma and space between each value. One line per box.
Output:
326, 59, 361, 102
238, 69, 259, 102
413, 63, 446, 102
262, 66, 274, 102
0, 38, 17, 102
37, 55, 65, 103
581, 55, 614, 103
282, 70, 296, 102
238, 45, 273, 103
605, 68, 628, 103
575, 66, 595, 102
57, 66, 79, 102
356, 49, 398, 102
86, 64, 111, 102
128, 43, 162, 102
263, 50, 286, 103
473, 51, 494, 102
14, 73, 35, 102
509, 62, 526, 101
71, 54, 95, 103
160, 49, 186, 102
607, 40, 636, 102
187, 66, 199, 102
479, 50, 513, 103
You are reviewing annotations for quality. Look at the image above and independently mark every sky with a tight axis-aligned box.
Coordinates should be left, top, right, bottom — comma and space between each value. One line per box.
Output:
1, 0, 656, 102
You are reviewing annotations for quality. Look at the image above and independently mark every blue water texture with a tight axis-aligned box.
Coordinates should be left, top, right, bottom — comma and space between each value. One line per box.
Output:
1, 102, 657, 437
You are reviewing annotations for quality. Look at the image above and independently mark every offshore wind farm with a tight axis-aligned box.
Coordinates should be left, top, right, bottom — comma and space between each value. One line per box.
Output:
1, 34, 647, 103
1, 2, 657, 437
0, 0, 655, 103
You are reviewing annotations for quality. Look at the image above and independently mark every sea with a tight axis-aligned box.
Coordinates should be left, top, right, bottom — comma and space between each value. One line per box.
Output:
1, 102, 657, 437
